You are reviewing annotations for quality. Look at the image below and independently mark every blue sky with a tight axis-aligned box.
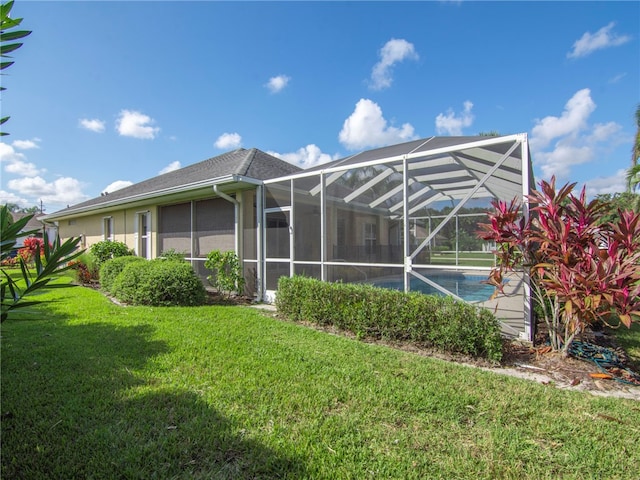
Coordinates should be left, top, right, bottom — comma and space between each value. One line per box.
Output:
1, 1, 638, 213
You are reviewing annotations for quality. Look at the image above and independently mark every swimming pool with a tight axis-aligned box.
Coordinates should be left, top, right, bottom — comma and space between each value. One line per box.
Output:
373, 273, 498, 303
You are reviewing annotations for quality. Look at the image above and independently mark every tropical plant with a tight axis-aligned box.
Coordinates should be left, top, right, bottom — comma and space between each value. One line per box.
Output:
624, 104, 640, 211
1, 0, 31, 136
205, 250, 245, 297
17, 236, 45, 263
477, 177, 640, 355
68, 252, 100, 284
1, 205, 83, 321
631, 103, 640, 170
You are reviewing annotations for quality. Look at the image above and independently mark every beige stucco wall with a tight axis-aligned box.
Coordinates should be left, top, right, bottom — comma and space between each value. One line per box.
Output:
56, 206, 158, 256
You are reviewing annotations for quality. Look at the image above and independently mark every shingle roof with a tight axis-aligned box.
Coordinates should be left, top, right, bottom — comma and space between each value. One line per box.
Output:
45, 148, 300, 218
11, 212, 45, 232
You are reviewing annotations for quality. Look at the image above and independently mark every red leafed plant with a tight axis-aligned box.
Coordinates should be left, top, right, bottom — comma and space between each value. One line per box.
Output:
477, 177, 640, 355
18, 237, 46, 264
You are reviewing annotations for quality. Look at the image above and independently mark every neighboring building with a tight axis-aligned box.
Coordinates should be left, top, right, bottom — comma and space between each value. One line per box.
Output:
43, 135, 534, 339
11, 212, 45, 248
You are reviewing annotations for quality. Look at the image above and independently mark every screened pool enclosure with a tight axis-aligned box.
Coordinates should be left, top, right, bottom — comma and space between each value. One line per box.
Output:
262, 134, 534, 339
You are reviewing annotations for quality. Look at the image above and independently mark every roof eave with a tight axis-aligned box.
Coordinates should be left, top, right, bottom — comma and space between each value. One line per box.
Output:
42, 174, 262, 221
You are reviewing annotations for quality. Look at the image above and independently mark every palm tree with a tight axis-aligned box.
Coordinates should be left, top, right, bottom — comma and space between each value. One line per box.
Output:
625, 104, 640, 211
632, 104, 640, 171
627, 163, 640, 193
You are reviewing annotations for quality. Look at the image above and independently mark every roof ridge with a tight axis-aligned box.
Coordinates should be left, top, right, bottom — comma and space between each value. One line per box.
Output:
237, 148, 258, 176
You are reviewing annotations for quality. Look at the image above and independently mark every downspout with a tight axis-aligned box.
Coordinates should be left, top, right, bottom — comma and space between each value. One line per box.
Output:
214, 184, 253, 299
213, 185, 240, 254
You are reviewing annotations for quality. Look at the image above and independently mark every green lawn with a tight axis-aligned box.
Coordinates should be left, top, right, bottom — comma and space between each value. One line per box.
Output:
611, 321, 640, 371
2, 278, 640, 479
429, 251, 495, 267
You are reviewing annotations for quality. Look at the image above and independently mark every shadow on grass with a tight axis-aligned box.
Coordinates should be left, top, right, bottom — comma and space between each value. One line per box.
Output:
611, 322, 640, 370
1, 314, 306, 479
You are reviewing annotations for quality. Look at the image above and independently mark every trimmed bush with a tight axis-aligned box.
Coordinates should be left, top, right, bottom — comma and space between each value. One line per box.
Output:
276, 276, 503, 361
99, 256, 147, 293
112, 259, 206, 307
90, 241, 133, 267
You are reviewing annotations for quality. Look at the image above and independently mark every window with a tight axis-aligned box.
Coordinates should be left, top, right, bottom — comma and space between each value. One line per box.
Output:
337, 218, 346, 246
103, 217, 114, 241
363, 222, 377, 255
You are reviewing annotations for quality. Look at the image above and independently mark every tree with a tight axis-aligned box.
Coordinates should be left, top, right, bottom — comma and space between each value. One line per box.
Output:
2, 202, 41, 214
477, 177, 640, 355
624, 104, 640, 211
1, 0, 31, 136
631, 103, 640, 171
596, 192, 640, 222
627, 164, 640, 194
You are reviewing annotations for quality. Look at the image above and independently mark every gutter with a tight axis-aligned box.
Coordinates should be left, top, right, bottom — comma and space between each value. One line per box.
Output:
41, 174, 252, 221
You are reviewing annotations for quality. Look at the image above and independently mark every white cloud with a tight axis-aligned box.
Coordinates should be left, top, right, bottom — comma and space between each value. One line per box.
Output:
102, 180, 133, 193
608, 73, 626, 84
529, 88, 595, 151
5, 159, 42, 177
0, 190, 30, 207
215, 132, 242, 149
529, 89, 627, 181
158, 161, 181, 175
435, 101, 474, 135
268, 144, 338, 168
116, 110, 159, 139
339, 99, 416, 150
535, 141, 594, 179
567, 22, 631, 59
12, 138, 40, 150
265, 75, 291, 94
582, 169, 628, 198
7, 176, 88, 206
79, 118, 106, 133
588, 121, 622, 143
370, 38, 419, 90
0, 142, 44, 177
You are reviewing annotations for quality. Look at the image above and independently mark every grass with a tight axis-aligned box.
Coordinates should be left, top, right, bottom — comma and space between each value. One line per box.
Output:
611, 321, 640, 371
2, 277, 640, 479
429, 251, 495, 267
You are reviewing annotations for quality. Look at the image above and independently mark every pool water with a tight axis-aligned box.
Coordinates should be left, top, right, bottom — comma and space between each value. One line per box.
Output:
374, 274, 498, 303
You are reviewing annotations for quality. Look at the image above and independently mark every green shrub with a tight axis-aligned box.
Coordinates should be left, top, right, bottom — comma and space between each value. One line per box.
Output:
112, 259, 206, 307
276, 276, 503, 361
90, 240, 133, 267
99, 256, 147, 293
205, 250, 245, 297
159, 248, 187, 262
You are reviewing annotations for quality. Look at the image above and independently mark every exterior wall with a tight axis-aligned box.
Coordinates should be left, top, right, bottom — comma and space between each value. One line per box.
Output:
55, 206, 158, 256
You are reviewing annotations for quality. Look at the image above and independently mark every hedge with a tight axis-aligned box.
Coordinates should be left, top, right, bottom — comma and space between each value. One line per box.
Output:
276, 276, 503, 361
99, 256, 148, 293
111, 259, 206, 307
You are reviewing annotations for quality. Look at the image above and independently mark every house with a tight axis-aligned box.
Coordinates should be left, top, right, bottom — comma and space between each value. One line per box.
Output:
43, 134, 534, 339
11, 212, 46, 248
